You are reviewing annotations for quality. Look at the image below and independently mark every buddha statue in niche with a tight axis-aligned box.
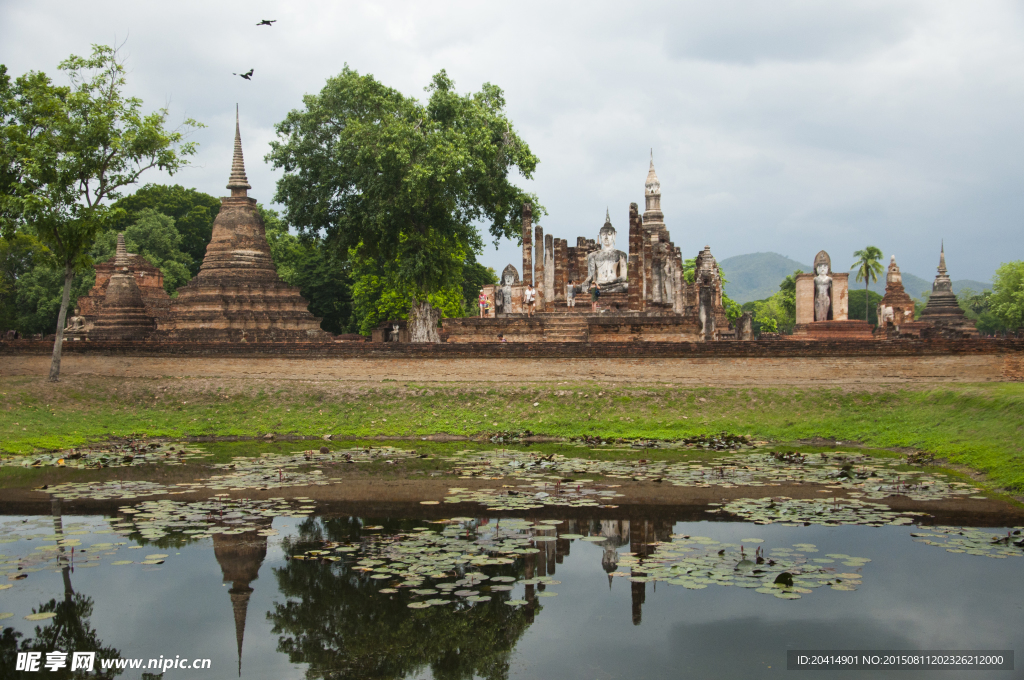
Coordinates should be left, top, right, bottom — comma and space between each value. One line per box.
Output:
813, 250, 833, 322
582, 211, 628, 294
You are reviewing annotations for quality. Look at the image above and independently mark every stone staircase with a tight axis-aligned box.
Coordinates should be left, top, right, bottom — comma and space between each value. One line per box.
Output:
542, 315, 589, 342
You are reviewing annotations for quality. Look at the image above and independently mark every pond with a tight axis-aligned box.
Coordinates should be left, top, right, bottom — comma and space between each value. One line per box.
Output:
1, 502, 1021, 679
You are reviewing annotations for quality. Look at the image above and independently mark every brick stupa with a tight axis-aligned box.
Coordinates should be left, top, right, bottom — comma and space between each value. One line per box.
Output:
919, 243, 977, 338
86, 234, 158, 341
159, 110, 327, 342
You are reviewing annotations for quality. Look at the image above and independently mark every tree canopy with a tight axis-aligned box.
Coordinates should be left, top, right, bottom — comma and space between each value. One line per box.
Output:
0, 44, 200, 377
267, 67, 541, 340
852, 246, 884, 322
988, 261, 1024, 331
109, 184, 220, 274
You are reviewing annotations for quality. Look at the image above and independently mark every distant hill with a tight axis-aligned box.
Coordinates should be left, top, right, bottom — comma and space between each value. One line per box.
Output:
719, 252, 991, 304
718, 253, 810, 303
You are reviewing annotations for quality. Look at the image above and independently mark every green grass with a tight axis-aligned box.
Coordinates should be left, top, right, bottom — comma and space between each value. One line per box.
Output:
1, 376, 1022, 492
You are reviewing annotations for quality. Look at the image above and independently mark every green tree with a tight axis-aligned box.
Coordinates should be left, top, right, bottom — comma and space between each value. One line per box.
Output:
848, 289, 882, 325
0, 232, 52, 331
261, 205, 356, 334
268, 67, 541, 342
109, 184, 219, 274
988, 261, 1024, 331
957, 287, 1007, 336
851, 246, 884, 322
92, 209, 193, 293
0, 45, 200, 379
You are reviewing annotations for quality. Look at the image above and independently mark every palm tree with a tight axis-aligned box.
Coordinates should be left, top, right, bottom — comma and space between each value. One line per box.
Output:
852, 246, 884, 322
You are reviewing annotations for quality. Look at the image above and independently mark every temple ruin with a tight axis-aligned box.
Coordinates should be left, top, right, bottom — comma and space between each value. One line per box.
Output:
444, 157, 733, 342
156, 110, 328, 342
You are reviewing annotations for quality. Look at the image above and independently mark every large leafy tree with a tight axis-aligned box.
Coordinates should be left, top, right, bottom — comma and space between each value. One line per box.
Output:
108, 184, 219, 274
261, 205, 356, 334
0, 45, 200, 379
268, 67, 540, 342
988, 261, 1024, 331
851, 246, 884, 322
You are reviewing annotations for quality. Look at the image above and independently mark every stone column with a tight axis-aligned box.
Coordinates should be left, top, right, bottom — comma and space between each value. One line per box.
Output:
642, 234, 654, 311
832, 273, 850, 321
554, 239, 567, 304
544, 233, 555, 311
522, 203, 533, 286
534, 225, 545, 309
672, 247, 684, 314
628, 203, 642, 311
795, 273, 815, 325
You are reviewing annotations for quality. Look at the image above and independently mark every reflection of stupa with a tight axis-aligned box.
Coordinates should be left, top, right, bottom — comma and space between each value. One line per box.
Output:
213, 523, 270, 676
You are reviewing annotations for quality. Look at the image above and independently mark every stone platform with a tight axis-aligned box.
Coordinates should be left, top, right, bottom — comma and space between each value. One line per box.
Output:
444, 310, 703, 343
787, 320, 875, 341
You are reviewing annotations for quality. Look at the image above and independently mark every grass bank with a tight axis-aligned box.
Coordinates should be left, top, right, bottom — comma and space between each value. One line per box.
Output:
1, 376, 1022, 492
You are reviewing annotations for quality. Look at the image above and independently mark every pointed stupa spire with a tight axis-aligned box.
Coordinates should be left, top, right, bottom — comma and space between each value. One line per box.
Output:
114, 233, 129, 267
643, 150, 664, 228
931, 241, 952, 293
226, 105, 251, 197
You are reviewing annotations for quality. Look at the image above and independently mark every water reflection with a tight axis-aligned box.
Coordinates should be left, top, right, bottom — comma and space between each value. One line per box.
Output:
268, 517, 535, 680
0, 507, 1020, 680
212, 520, 272, 676
1, 500, 123, 679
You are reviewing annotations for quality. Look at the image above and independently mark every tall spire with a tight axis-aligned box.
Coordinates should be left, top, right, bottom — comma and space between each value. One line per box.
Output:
643, 151, 664, 229
114, 233, 129, 267
932, 241, 952, 293
226, 105, 251, 197
605, 207, 611, 225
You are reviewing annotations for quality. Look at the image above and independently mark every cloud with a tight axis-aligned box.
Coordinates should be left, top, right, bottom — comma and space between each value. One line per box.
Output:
2, 0, 1022, 281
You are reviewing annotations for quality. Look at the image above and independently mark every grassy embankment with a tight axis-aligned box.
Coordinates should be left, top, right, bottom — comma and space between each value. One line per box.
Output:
1, 376, 1022, 492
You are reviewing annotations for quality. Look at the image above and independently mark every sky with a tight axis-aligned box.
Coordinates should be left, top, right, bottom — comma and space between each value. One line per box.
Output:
2, 0, 1023, 282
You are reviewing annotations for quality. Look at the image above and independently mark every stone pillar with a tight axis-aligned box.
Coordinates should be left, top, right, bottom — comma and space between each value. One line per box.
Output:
544, 233, 555, 311
576, 237, 588, 284
672, 247, 684, 314
553, 239, 567, 304
642, 234, 654, 311
628, 203, 642, 311
522, 203, 533, 286
832, 273, 849, 321
795, 273, 815, 325
534, 225, 544, 309
738, 311, 753, 341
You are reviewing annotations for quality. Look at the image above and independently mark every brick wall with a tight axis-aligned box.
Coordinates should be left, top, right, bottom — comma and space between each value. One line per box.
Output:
2, 339, 1021, 384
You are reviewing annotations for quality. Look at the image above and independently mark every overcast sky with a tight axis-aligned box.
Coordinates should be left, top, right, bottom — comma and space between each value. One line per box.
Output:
3, 0, 1022, 282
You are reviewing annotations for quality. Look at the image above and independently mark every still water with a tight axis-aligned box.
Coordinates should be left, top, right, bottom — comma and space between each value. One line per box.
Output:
1, 508, 1021, 679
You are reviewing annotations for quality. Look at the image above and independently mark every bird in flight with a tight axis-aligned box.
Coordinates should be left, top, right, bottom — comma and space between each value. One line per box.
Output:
233, 69, 254, 80
257, 19, 276, 26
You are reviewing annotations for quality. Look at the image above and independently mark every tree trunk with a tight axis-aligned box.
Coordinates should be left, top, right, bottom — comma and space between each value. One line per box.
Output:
865, 280, 870, 322
49, 264, 75, 382
408, 299, 441, 343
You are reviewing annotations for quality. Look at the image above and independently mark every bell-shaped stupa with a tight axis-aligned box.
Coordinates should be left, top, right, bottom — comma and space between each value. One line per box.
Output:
159, 108, 327, 341
87, 234, 158, 340
919, 242, 977, 338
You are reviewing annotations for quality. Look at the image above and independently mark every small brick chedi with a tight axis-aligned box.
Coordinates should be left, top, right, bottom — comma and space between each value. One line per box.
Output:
444, 156, 734, 342
157, 112, 327, 342
918, 243, 978, 339
70, 233, 171, 340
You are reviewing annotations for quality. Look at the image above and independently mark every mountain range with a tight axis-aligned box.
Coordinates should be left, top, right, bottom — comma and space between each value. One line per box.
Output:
718, 252, 992, 304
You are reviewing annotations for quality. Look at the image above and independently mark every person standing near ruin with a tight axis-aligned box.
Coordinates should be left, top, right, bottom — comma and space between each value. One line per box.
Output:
524, 283, 536, 317
566, 279, 576, 307
478, 290, 488, 317
588, 280, 600, 312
